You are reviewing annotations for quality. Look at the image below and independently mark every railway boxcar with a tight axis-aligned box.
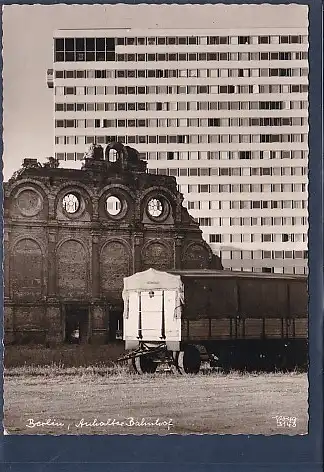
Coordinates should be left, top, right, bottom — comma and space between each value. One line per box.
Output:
121, 268, 308, 374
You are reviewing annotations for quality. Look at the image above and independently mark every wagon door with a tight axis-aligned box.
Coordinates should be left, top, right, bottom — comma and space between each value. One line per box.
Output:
140, 290, 164, 341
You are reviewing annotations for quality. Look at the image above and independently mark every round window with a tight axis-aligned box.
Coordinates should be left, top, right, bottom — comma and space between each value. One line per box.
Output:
106, 195, 122, 216
63, 193, 80, 214
147, 198, 163, 218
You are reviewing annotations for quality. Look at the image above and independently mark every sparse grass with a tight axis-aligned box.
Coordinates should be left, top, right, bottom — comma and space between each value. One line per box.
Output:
4, 369, 308, 436
4, 362, 305, 379
4, 343, 125, 368
4, 346, 309, 435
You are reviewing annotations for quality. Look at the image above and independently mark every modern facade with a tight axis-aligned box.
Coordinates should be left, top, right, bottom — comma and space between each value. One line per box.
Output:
48, 22, 309, 274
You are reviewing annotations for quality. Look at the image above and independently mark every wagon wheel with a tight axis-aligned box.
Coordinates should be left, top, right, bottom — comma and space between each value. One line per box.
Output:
130, 355, 158, 374
174, 346, 201, 374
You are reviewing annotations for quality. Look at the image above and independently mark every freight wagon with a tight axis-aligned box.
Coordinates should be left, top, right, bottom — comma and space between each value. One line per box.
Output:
120, 268, 308, 374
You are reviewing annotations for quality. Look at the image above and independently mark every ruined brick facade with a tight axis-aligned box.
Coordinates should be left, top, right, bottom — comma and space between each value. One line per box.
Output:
4, 143, 222, 345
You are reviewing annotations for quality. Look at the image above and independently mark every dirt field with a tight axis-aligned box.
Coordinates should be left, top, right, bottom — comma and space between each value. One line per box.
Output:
4, 368, 308, 435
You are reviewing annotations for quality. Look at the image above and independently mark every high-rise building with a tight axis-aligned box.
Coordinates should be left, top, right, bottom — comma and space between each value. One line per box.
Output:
48, 21, 309, 275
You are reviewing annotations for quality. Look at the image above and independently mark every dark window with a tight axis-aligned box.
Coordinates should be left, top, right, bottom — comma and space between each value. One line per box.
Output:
86, 38, 95, 51
279, 68, 291, 77
55, 70, 64, 78
208, 118, 220, 127
290, 35, 300, 44
65, 87, 75, 95
198, 86, 208, 94
65, 38, 74, 51
55, 52, 64, 62
96, 38, 105, 51
210, 234, 222, 243
280, 36, 289, 44
95, 70, 105, 79
65, 52, 75, 61
76, 39, 85, 51
219, 36, 228, 44
259, 36, 270, 44
76, 52, 85, 61
270, 52, 279, 60
188, 36, 197, 45
238, 36, 250, 44
55, 103, 64, 111
239, 151, 251, 159
262, 267, 273, 273
270, 69, 279, 77
106, 38, 115, 50
106, 52, 115, 61
96, 52, 105, 61
55, 38, 64, 51
178, 37, 187, 45
167, 152, 174, 160
207, 53, 217, 61
291, 85, 300, 93
137, 103, 146, 111
86, 52, 95, 61
116, 38, 125, 45
126, 37, 135, 45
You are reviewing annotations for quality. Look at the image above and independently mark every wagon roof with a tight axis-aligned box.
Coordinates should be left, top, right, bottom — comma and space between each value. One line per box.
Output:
123, 268, 183, 291
168, 269, 307, 281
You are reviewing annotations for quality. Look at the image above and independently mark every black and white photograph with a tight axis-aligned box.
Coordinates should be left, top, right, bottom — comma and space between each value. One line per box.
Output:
3, 3, 309, 435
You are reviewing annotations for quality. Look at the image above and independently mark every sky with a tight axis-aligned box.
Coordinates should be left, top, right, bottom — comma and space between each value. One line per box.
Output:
2, 4, 307, 180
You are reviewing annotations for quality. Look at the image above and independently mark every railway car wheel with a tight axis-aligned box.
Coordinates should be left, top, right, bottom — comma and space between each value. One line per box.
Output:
175, 346, 201, 374
131, 355, 158, 374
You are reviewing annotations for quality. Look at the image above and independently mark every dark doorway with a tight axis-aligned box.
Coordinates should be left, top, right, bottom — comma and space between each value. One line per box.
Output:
109, 307, 123, 341
65, 305, 89, 344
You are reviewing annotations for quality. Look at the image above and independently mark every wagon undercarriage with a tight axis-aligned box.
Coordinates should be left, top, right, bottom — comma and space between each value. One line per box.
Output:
117, 342, 208, 375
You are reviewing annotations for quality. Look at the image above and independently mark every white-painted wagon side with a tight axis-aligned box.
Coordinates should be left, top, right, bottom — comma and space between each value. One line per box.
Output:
121, 269, 198, 374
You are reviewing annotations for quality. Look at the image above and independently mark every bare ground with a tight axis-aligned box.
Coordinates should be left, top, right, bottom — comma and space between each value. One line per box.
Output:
4, 370, 308, 436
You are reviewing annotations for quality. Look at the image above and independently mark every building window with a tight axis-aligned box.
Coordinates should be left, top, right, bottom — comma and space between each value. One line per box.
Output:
63, 193, 80, 214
